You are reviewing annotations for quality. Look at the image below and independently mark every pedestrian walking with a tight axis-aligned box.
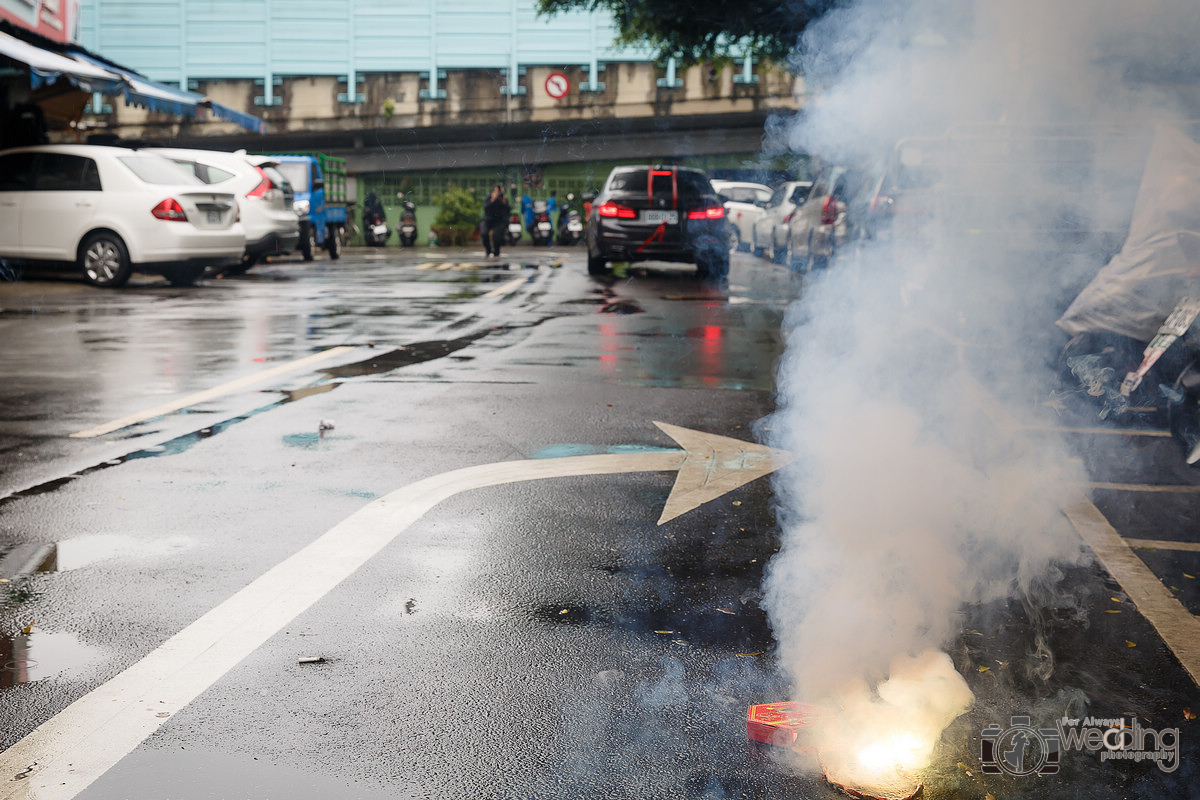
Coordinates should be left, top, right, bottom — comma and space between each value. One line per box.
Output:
482, 184, 511, 258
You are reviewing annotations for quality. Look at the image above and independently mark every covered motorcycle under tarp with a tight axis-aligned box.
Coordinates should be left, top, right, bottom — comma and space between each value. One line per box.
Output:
1056, 125, 1200, 460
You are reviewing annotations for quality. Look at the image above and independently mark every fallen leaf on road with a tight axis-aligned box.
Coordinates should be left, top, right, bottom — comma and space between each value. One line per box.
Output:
1126, 640, 1137, 648
716, 607, 736, 615
1104, 610, 1122, 614
732, 501, 742, 506
21, 621, 33, 635
654, 630, 675, 635
964, 629, 984, 636
1183, 707, 1196, 720
1184, 573, 1196, 580
978, 666, 990, 672
736, 651, 763, 658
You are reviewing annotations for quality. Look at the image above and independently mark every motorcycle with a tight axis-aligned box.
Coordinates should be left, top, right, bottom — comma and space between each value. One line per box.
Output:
1054, 126, 1200, 462
397, 194, 417, 247
506, 212, 523, 246
530, 201, 554, 246
556, 192, 584, 245
363, 192, 389, 247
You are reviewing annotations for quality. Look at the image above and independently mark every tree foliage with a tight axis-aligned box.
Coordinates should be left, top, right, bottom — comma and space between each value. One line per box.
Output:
432, 186, 483, 229
536, 0, 842, 66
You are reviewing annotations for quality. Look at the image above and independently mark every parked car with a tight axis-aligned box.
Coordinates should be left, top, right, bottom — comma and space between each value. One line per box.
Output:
0, 144, 244, 287
710, 179, 772, 252
586, 165, 729, 280
750, 180, 813, 263
780, 165, 874, 271
148, 147, 300, 274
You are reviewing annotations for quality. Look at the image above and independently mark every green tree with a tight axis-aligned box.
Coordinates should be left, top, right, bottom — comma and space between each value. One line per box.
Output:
432, 186, 483, 229
536, 0, 842, 66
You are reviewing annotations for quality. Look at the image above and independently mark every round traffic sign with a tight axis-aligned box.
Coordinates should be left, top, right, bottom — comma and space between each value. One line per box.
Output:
545, 72, 570, 100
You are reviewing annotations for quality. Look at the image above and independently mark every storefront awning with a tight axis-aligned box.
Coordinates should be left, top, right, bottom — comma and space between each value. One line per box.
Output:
0, 30, 123, 94
70, 52, 264, 133
1, 25, 265, 134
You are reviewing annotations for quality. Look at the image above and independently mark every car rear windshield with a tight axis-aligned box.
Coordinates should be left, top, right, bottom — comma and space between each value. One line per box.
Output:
171, 160, 236, 185
118, 155, 202, 185
608, 168, 712, 198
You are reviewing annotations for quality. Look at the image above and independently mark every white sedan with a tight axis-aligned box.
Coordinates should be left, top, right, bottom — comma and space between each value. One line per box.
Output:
147, 147, 300, 274
0, 144, 244, 288
711, 179, 772, 252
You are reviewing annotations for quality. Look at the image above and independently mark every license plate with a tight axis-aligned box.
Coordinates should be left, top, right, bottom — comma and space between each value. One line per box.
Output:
538, 222, 551, 231
207, 211, 220, 224
642, 210, 678, 224
372, 224, 387, 236
568, 221, 583, 231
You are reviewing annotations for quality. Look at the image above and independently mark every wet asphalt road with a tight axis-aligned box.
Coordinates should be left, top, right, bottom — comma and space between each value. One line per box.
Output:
0, 246, 1197, 799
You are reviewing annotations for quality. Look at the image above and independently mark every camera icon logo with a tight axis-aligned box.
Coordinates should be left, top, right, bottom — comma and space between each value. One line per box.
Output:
981, 717, 1061, 776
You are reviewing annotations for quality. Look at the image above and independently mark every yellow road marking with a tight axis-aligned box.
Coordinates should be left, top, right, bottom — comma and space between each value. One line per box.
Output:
481, 277, 527, 298
1126, 538, 1200, 552
69, 347, 356, 439
416, 262, 437, 270
434, 262, 455, 270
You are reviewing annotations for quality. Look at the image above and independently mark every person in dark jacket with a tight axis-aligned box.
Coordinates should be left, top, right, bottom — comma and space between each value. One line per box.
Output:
482, 184, 511, 257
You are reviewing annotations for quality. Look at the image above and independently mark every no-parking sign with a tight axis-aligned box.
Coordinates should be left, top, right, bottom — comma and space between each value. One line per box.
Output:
544, 72, 570, 99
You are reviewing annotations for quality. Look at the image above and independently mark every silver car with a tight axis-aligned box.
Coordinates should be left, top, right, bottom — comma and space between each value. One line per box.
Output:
750, 181, 813, 263
711, 179, 772, 252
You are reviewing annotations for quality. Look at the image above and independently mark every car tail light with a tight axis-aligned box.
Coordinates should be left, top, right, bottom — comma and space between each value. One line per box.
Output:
821, 196, 838, 226
151, 198, 187, 221
598, 201, 637, 219
686, 206, 726, 220
782, 211, 794, 223
246, 167, 274, 199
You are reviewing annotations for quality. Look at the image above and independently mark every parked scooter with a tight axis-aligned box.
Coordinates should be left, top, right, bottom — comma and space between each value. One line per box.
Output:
397, 193, 417, 247
506, 212, 523, 246
530, 201, 554, 246
363, 192, 389, 246
556, 192, 584, 245
1054, 126, 1200, 462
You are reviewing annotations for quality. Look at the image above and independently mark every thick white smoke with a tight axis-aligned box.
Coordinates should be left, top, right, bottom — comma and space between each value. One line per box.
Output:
761, 0, 1200, 789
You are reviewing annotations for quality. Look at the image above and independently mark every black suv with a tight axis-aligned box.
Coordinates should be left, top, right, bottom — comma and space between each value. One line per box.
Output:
586, 165, 729, 280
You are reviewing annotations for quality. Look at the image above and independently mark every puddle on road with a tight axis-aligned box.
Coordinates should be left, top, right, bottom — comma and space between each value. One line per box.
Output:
318, 332, 489, 378
0, 630, 102, 686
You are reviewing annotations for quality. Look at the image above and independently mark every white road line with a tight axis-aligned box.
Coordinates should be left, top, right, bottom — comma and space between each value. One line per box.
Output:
1086, 481, 1200, 493
1126, 538, 1200, 553
961, 375, 1200, 687
0, 424, 795, 799
68, 347, 356, 439
1026, 424, 1172, 438
1061, 500, 1200, 686
481, 277, 527, 298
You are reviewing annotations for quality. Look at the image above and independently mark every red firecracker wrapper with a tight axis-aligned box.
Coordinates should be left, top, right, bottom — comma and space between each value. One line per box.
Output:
747, 701, 826, 750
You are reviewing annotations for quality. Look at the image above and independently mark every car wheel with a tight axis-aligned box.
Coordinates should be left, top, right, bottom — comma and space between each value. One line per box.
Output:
770, 234, 787, 265
300, 224, 316, 262
162, 265, 205, 287
699, 253, 729, 283
328, 226, 342, 260
225, 253, 255, 277
587, 251, 609, 275
79, 231, 132, 288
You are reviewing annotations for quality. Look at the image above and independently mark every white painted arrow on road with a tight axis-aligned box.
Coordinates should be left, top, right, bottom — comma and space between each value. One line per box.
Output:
0, 422, 796, 800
